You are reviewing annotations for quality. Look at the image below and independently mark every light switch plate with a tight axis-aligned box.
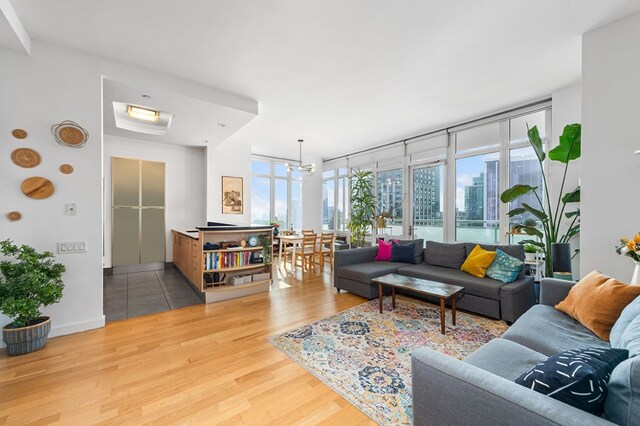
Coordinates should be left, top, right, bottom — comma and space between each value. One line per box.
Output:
57, 242, 86, 254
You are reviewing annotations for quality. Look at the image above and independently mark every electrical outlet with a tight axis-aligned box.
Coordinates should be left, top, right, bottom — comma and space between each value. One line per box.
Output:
57, 242, 86, 254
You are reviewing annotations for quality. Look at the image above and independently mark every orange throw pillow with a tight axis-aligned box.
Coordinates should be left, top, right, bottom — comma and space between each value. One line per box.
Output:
461, 244, 497, 278
555, 270, 640, 341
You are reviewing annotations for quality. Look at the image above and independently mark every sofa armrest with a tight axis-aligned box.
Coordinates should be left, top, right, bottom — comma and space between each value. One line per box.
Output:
333, 246, 377, 268
539, 278, 576, 307
499, 276, 536, 323
411, 347, 613, 426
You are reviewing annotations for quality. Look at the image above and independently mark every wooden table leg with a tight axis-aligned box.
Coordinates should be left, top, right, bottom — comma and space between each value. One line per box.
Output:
440, 297, 446, 334
392, 287, 396, 310
378, 283, 383, 314
451, 295, 457, 326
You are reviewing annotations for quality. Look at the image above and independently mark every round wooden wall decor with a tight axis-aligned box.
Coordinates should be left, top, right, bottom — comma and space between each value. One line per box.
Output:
51, 121, 88, 148
59, 164, 74, 174
11, 148, 41, 168
21, 177, 55, 200
7, 211, 22, 222
11, 129, 27, 139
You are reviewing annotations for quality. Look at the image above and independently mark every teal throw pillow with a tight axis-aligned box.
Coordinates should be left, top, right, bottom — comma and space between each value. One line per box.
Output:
486, 249, 523, 283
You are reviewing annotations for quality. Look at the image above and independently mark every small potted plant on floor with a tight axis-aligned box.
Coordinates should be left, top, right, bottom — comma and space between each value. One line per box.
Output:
523, 243, 538, 261
0, 240, 65, 355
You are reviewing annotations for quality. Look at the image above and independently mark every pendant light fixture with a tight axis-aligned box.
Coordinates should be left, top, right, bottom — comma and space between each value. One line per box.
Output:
285, 139, 315, 173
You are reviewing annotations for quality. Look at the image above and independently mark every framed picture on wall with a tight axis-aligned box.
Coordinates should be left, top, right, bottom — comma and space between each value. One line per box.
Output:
221, 176, 243, 214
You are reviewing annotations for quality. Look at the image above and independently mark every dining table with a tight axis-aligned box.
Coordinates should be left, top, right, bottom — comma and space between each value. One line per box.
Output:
277, 234, 304, 270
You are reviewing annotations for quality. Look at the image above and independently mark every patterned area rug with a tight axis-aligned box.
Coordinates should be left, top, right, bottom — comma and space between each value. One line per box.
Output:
268, 295, 509, 425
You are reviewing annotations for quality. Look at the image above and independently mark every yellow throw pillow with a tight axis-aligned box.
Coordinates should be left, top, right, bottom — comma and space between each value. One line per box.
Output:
555, 270, 640, 341
461, 244, 497, 278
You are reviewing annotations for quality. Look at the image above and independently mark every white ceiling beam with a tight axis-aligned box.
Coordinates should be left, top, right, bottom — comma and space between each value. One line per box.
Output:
0, 0, 30, 55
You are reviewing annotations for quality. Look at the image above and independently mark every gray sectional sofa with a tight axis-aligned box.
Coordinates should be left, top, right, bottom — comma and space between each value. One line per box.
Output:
334, 240, 536, 323
412, 278, 640, 425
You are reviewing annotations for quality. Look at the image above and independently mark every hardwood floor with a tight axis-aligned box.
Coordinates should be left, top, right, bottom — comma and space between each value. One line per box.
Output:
0, 265, 375, 425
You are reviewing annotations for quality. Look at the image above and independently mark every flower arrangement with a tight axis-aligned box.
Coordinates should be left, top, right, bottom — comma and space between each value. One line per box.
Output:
615, 233, 640, 262
271, 222, 280, 228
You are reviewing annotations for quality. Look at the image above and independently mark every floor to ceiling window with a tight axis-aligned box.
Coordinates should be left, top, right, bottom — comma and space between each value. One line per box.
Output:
508, 110, 547, 244
323, 102, 551, 245
322, 168, 348, 231
411, 164, 444, 242
376, 168, 404, 236
251, 158, 302, 229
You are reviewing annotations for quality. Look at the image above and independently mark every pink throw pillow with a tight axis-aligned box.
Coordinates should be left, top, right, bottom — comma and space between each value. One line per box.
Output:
375, 240, 393, 261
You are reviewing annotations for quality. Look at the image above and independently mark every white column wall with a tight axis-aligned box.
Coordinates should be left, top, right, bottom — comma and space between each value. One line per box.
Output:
581, 12, 640, 279
0, 43, 105, 341
206, 142, 252, 225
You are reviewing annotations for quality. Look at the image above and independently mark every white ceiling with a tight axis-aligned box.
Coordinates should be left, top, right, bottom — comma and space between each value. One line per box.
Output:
102, 78, 256, 148
6, 1, 640, 159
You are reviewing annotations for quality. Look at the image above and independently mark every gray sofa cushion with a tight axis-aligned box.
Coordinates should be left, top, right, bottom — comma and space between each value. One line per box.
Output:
336, 261, 409, 283
611, 295, 640, 347
465, 338, 547, 381
502, 305, 610, 356
424, 241, 467, 269
397, 264, 505, 300
618, 314, 640, 358
466, 243, 526, 278
604, 357, 640, 426
397, 239, 424, 264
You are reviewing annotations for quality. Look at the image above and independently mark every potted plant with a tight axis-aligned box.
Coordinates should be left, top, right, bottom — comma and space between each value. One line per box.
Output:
258, 234, 272, 272
523, 243, 538, 261
271, 222, 280, 236
501, 123, 581, 277
347, 169, 376, 247
0, 240, 65, 356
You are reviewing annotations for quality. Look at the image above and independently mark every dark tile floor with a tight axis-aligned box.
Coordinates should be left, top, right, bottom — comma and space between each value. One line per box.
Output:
104, 269, 203, 322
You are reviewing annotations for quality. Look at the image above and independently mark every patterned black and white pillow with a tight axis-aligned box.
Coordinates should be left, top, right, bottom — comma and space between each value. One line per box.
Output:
514, 348, 628, 415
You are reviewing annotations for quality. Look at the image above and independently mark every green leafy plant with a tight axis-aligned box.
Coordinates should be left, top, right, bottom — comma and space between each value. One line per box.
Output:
0, 240, 65, 327
523, 243, 539, 254
258, 234, 272, 270
347, 169, 376, 247
501, 123, 581, 276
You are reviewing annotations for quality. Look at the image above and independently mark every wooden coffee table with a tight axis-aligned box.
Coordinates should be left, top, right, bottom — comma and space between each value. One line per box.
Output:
371, 274, 464, 334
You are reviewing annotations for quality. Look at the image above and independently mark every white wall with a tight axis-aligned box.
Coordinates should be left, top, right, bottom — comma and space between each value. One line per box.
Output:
551, 81, 582, 276
581, 12, 640, 280
206, 142, 252, 225
302, 156, 323, 231
0, 43, 104, 339
103, 136, 207, 266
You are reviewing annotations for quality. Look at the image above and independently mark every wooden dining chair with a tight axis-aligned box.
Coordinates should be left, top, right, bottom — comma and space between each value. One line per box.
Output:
315, 232, 335, 270
301, 229, 315, 235
288, 233, 317, 272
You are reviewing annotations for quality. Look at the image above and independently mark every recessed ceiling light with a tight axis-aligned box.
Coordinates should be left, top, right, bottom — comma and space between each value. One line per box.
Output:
635, 149, 640, 155
217, 123, 226, 128
141, 94, 151, 99
128, 105, 159, 122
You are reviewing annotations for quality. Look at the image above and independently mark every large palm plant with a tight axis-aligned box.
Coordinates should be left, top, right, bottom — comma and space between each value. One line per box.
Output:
500, 123, 581, 276
347, 169, 376, 247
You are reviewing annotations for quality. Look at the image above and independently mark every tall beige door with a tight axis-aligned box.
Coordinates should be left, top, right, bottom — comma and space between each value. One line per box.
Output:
112, 157, 166, 266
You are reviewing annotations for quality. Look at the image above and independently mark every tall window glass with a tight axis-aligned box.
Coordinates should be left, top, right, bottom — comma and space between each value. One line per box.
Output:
323, 178, 335, 230
509, 146, 544, 243
376, 168, 404, 236
412, 165, 444, 242
274, 178, 288, 228
455, 153, 500, 243
251, 176, 271, 225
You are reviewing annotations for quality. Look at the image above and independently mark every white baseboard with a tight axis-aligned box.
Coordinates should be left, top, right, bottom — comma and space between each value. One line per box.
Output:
0, 315, 106, 349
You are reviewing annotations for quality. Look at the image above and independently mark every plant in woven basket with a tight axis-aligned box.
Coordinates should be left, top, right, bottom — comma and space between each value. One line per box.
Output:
0, 240, 65, 327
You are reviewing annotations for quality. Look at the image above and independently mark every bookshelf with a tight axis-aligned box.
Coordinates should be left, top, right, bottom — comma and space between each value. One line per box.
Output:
172, 224, 273, 303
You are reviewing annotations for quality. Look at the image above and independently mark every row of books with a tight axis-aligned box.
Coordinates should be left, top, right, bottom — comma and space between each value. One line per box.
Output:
204, 251, 258, 270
